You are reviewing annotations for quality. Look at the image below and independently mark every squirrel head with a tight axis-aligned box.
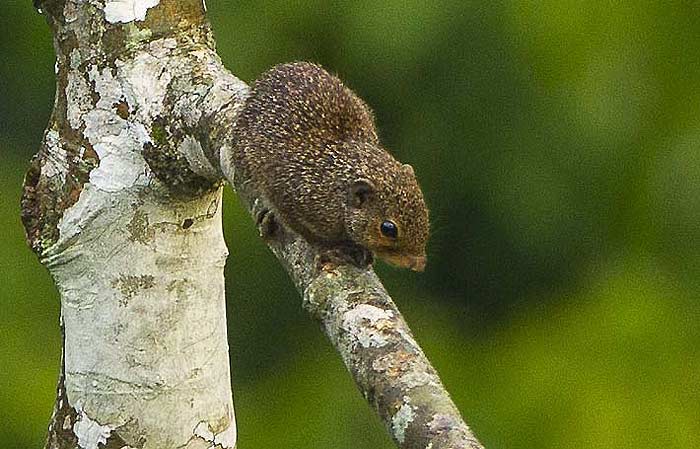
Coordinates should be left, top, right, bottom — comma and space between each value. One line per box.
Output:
345, 157, 429, 272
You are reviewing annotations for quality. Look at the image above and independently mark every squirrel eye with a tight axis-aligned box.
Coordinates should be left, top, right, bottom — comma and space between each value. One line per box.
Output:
380, 221, 398, 239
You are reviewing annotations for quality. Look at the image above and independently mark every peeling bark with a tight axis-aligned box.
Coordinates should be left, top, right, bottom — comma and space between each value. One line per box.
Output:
24, 0, 485, 448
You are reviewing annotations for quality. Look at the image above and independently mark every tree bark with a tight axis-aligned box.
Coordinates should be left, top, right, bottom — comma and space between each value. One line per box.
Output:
22, 1, 485, 448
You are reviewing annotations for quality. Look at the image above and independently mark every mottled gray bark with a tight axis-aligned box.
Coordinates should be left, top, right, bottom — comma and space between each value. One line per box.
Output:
23, 1, 484, 448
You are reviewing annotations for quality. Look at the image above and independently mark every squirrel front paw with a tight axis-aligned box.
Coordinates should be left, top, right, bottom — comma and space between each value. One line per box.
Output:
315, 245, 374, 272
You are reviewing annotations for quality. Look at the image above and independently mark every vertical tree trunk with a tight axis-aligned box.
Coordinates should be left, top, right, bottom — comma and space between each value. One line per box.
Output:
23, 1, 244, 447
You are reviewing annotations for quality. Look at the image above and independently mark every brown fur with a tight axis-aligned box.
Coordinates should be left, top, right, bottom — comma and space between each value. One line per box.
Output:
231, 62, 429, 270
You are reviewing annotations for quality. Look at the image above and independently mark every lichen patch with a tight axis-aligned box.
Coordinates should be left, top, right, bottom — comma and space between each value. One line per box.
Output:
342, 304, 394, 349
126, 209, 155, 244
112, 274, 156, 304
66, 69, 92, 130
104, 0, 160, 24
392, 398, 416, 444
39, 131, 67, 182
117, 50, 173, 121
83, 65, 151, 193
73, 407, 113, 449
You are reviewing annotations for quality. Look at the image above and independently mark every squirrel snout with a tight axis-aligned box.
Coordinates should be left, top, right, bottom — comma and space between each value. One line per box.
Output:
409, 255, 426, 272
378, 252, 426, 271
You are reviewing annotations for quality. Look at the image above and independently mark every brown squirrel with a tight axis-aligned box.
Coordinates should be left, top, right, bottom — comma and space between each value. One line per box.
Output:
231, 62, 429, 271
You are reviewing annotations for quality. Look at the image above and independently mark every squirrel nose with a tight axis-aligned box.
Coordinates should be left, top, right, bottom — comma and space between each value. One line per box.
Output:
409, 256, 426, 272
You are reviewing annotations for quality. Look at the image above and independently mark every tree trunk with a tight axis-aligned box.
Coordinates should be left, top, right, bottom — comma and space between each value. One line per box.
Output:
22, 1, 485, 448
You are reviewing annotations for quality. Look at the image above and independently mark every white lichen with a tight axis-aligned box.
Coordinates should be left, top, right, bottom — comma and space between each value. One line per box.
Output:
70, 49, 83, 70
73, 407, 113, 449
342, 304, 394, 349
66, 69, 92, 130
91, 127, 151, 192
148, 37, 178, 59
104, 0, 160, 24
88, 65, 117, 103
400, 370, 439, 389
392, 398, 416, 444
82, 64, 151, 193
77, 40, 179, 192
117, 49, 173, 121
40, 131, 67, 183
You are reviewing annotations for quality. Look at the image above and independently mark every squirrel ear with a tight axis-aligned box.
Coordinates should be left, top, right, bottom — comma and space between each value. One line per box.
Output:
402, 164, 415, 176
349, 178, 375, 208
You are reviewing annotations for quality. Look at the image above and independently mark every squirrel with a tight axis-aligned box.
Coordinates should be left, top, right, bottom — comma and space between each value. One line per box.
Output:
230, 62, 429, 271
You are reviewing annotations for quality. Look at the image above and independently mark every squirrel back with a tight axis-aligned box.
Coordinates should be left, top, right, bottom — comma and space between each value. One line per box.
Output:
232, 62, 429, 271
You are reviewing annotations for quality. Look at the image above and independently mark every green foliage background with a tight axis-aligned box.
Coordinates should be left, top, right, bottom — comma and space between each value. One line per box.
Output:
1, 1, 698, 448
